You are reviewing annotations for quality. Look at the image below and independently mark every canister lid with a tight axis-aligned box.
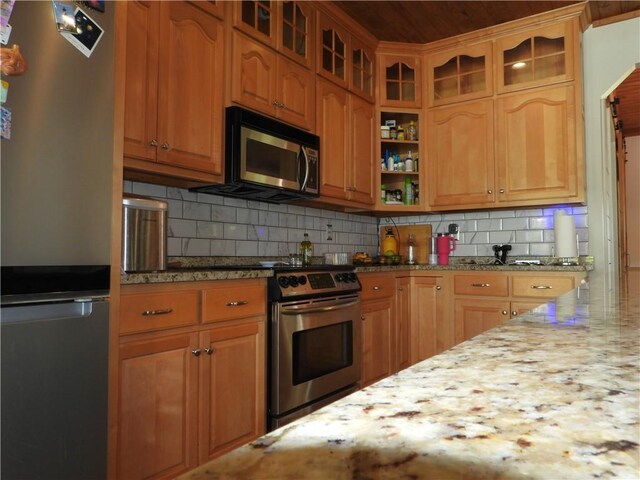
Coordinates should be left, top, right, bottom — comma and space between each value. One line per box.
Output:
122, 194, 167, 211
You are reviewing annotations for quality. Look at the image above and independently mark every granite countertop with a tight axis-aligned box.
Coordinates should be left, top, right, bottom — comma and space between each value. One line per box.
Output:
178, 277, 639, 480
121, 257, 592, 285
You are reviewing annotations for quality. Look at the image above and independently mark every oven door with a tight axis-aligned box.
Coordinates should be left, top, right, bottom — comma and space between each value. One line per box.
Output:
271, 294, 361, 417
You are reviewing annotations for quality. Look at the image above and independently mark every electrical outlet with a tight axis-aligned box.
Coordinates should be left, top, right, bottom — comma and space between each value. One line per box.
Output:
448, 223, 459, 240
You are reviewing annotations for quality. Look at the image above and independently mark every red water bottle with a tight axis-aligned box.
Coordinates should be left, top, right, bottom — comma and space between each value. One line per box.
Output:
436, 233, 456, 265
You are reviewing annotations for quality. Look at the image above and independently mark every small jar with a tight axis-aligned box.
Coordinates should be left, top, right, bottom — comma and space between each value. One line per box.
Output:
390, 126, 397, 140
395, 189, 402, 202
380, 125, 390, 139
397, 127, 405, 141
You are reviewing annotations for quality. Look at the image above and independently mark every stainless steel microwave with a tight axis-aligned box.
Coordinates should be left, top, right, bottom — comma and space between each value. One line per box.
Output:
192, 107, 319, 203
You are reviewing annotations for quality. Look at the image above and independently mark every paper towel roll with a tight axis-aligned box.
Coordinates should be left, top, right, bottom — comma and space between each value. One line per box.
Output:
554, 210, 577, 258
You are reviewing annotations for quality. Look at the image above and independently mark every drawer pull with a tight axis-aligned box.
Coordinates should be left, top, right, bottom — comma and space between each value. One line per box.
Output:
226, 300, 248, 307
531, 285, 553, 290
471, 283, 491, 288
436, 286, 442, 290
372, 286, 381, 290
142, 308, 173, 316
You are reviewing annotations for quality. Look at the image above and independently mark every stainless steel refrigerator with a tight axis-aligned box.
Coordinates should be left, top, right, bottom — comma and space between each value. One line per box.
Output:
1, 2, 115, 479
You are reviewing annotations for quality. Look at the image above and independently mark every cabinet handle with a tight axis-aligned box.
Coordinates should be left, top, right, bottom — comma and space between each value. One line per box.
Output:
499, 189, 505, 194
471, 283, 491, 288
361, 315, 365, 321
531, 285, 553, 289
280, 102, 287, 110
487, 189, 493, 194
436, 286, 442, 290
372, 286, 381, 290
226, 300, 248, 307
501, 310, 508, 315
512, 311, 518, 316
398, 287, 403, 292
142, 308, 173, 316
192, 348, 201, 357
205, 347, 214, 355
149, 139, 158, 147
161, 143, 169, 150
272, 100, 280, 107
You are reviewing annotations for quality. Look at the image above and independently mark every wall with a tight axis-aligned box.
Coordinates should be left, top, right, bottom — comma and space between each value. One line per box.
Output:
626, 135, 640, 268
127, 181, 588, 259
582, 17, 640, 282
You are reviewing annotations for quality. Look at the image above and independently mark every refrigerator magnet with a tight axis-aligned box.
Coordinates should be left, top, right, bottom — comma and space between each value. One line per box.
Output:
1, 80, 8, 103
60, 7, 103, 58
52, 1, 77, 33
1, 106, 12, 140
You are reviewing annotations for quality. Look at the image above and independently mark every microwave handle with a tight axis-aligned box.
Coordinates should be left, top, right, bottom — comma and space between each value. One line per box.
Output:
300, 146, 310, 191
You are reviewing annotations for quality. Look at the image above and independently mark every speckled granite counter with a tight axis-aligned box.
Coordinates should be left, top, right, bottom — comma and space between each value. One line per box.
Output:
178, 277, 639, 480
121, 268, 272, 285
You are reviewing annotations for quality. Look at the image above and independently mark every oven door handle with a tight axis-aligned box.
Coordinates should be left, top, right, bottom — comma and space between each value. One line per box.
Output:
279, 299, 359, 315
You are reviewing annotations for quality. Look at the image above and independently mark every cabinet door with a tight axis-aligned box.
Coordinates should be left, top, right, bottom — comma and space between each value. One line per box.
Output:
349, 95, 375, 205
278, 0, 313, 69
410, 276, 448, 363
495, 85, 580, 203
361, 298, 394, 387
123, 1, 159, 162
378, 54, 421, 108
199, 322, 265, 462
454, 298, 510, 344
350, 35, 374, 102
316, 78, 349, 200
277, 55, 315, 130
317, 12, 349, 88
232, 0, 276, 48
395, 277, 411, 372
231, 31, 278, 118
428, 99, 495, 208
157, 2, 224, 175
118, 333, 198, 480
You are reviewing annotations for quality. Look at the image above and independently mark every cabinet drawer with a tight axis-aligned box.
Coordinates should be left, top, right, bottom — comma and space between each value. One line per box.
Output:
120, 290, 200, 335
454, 274, 509, 297
359, 274, 395, 300
202, 284, 265, 324
512, 275, 576, 299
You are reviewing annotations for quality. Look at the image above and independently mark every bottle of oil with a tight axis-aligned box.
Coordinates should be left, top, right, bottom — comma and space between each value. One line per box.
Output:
300, 232, 313, 266
381, 227, 398, 258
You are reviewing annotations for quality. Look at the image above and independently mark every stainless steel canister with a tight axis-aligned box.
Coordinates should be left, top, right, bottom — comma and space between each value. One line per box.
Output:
122, 195, 168, 272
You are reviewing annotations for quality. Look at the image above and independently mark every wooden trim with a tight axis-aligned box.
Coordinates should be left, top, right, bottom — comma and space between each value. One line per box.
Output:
592, 9, 640, 28
107, 2, 127, 478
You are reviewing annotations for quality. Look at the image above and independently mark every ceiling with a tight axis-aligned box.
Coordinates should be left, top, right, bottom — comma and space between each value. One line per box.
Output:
332, 1, 640, 44
613, 69, 640, 138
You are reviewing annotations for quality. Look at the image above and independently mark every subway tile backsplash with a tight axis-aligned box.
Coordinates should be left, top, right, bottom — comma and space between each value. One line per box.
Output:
125, 181, 589, 258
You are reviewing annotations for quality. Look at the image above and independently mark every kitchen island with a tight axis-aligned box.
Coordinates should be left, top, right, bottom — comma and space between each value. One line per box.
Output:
178, 276, 639, 480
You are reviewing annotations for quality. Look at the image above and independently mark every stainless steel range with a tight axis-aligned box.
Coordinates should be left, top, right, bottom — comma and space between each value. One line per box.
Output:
267, 266, 361, 431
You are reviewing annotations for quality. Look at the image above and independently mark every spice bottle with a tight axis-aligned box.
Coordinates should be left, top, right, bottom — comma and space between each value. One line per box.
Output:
300, 232, 313, 266
397, 126, 405, 141
407, 121, 417, 141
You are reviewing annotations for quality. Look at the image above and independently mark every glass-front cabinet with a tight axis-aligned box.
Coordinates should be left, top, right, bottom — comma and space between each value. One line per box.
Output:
235, 0, 275, 47
496, 21, 576, 93
317, 11, 349, 88
350, 35, 374, 101
279, 1, 313, 68
428, 42, 492, 106
378, 54, 421, 108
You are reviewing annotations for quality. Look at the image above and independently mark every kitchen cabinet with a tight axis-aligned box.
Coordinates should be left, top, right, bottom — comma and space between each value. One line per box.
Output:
454, 298, 512, 343
123, 1, 225, 184
230, 31, 315, 131
117, 279, 266, 479
316, 11, 349, 89
409, 275, 451, 362
427, 41, 493, 107
316, 78, 375, 207
395, 277, 411, 372
350, 35, 375, 102
359, 273, 395, 387
427, 99, 494, 208
377, 53, 422, 108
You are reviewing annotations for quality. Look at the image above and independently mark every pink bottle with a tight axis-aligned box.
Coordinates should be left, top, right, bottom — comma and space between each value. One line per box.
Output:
436, 233, 456, 265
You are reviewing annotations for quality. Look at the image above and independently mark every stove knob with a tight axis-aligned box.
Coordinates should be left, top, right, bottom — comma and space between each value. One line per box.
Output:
288, 275, 299, 288
298, 276, 307, 285
278, 276, 289, 288
335, 273, 344, 282
348, 273, 357, 283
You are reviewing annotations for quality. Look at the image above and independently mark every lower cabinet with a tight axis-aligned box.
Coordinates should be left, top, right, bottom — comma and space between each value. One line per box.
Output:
361, 297, 394, 387
395, 277, 411, 372
409, 275, 450, 363
454, 298, 511, 344
117, 280, 266, 480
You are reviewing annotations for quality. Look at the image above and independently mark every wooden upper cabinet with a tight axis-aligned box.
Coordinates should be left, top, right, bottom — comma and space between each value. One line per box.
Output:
378, 54, 421, 108
349, 95, 375, 205
350, 36, 374, 101
495, 84, 581, 204
230, 31, 314, 130
317, 11, 349, 88
427, 99, 495, 208
233, 0, 276, 48
278, 1, 313, 68
123, 1, 224, 179
496, 20, 576, 94
192, 0, 225, 20
428, 42, 493, 107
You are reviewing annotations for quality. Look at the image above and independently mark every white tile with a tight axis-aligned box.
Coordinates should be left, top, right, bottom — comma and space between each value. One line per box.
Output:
464, 211, 490, 220
247, 200, 265, 210
464, 231, 490, 244
530, 243, 554, 255
123, 181, 133, 193
442, 213, 465, 220
577, 228, 588, 241
515, 230, 543, 243
574, 214, 588, 228
277, 242, 291, 256
259, 210, 279, 227
268, 203, 288, 213
211, 205, 236, 222
235, 240, 258, 256
183, 201, 211, 221
490, 210, 515, 218
237, 207, 259, 225
543, 230, 555, 242
320, 209, 337, 219
211, 239, 236, 256
477, 244, 494, 256
223, 197, 248, 208
572, 206, 588, 215
258, 241, 278, 256
268, 227, 288, 242
196, 192, 224, 204
132, 182, 167, 198
168, 187, 197, 201
168, 218, 197, 237
279, 213, 298, 228
167, 237, 182, 256
287, 205, 306, 214
251, 225, 269, 241
477, 219, 502, 231
182, 238, 210, 256
454, 244, 477, 256
530, 216, 554, 229
224, 224, 248, 240
515, 208, 543, 217
489, 231, 514, 244
502, 217, 529, 230
197, 221, 223, 239
165, 199, 183, 219
509, 244, 530, 256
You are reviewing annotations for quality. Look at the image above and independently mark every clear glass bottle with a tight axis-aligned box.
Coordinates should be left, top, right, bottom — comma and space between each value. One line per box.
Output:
407, 120, 417, 141
300, 232, 313, 266
406, 234, 417, 264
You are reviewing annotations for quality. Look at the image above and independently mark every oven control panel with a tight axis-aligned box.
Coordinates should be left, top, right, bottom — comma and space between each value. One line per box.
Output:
270, 269, 360, 299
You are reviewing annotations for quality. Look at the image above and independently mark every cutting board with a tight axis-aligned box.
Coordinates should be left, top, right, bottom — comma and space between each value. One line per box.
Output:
380, 224, 433, 264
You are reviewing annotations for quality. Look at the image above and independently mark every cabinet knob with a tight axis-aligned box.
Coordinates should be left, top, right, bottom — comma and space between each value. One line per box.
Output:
512, 311, 518, 316
501, 310, 508, 315
149, 139, 158, 147
372, 286, 381, 290
436, 286, 442, 290
205, 347, 214, 355
499, 189, 505, 194
361, 315, 365, 321
161, 143, 169, 150
488, 189, 493, 194
191, 348, 201, 357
